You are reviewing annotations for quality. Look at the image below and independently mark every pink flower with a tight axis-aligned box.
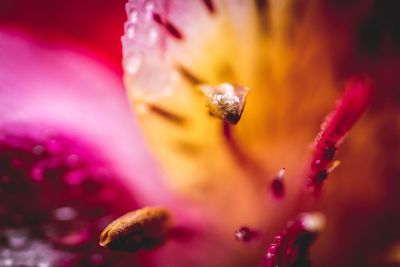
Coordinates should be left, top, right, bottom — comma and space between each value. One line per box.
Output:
0, 1, 399, 267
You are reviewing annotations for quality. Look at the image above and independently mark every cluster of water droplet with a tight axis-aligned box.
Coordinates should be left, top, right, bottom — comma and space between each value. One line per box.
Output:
122, 0, 178, 100
0, 128, 138, 266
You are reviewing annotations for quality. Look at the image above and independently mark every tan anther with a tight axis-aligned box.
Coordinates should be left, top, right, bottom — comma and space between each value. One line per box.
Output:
200, 83, 249, 125
99, 206, 172, 252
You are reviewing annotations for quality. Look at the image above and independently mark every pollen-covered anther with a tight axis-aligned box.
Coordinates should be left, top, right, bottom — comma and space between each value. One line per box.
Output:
99, 206, 172, 252
200, 83, 249, 125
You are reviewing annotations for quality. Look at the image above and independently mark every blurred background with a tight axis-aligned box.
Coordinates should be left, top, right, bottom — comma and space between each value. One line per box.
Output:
0, 0, 399, 267
0, 0, 127, 72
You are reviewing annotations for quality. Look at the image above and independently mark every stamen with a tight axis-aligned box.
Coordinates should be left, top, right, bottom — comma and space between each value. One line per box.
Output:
263, 212, 326, 267
99, 207, 172, 252
307, 76, 373, 193
201, 83, 249, 125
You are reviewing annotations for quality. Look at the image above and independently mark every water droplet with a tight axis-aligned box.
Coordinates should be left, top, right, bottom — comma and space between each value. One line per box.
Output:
128, 10, 138, 23
45, 139, 62, 154
1, 258, 13, 267
47, 222, 90, 247
30, 165, 43, 182
124, 52, 142, 75
64, 170, 85, 186
125, 23, 136, 39
277, 168, 285, 179
32, 145, 44, 155
144, 1, 155, 20
53, 207, 78, 221
1, 249, 11, 257
65, 154, 79, 168
145, 1, 155, 12
148, 27, 158, 45
8, 230, 29, 249
37, 261, 50, 267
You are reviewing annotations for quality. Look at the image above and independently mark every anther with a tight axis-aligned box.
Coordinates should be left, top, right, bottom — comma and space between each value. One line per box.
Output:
99, 206, 172, 252
200, 83, 249, 125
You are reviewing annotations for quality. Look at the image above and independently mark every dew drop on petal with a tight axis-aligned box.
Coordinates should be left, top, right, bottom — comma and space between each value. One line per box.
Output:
123, 52, 142, 75
148, 27, 158, 45
63, 170, 85, 186
45, 139, 62, 154
53, 207, 78, 221
32, 145, 44, 155
128, 10, 138, 23
30, 165, 44, 182
1, 258, 13, 267
125, 23, 136, 39
145, 1, 155, 13
37, 261, 50, 267
47, 223, 90, 247
65, 154, 80, 168
8, 230, 29, 250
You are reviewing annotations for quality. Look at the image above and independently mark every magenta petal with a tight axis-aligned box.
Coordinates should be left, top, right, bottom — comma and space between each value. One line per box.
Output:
0, 28, 167, 202
0, 29, 169, 266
